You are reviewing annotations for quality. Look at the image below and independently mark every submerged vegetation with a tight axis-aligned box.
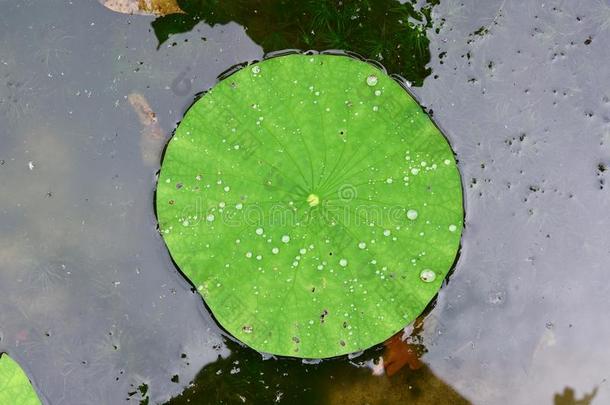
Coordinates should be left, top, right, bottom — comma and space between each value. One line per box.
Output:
152, 0, 440, 86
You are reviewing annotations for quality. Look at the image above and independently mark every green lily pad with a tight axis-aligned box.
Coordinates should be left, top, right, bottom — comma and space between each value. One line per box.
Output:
0, 353, 41, 405
157, 54, 463, 358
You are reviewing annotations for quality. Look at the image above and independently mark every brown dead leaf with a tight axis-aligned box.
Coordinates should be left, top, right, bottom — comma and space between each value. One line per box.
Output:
383, 333, 423, 376
101, 0, 183, 16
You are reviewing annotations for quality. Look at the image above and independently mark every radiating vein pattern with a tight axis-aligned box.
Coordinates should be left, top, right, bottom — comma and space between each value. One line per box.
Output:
157, 54, 463, 358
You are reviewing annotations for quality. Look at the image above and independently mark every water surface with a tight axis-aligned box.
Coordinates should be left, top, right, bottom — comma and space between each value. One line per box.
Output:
1, 0, 609, 404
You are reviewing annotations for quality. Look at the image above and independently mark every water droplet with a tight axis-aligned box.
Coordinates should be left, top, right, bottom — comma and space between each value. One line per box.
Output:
235, 203, 243, 210
374, 90, 382, 96
386, 177, 393, 184
281, 235, 291, 243
256, 228, 264, 235
366, 75, 378, 86
449, 224, 457, 232
420, 269, 436, 283
383, 229, 391, 237
444, 159, 451, 165
411, 168, 420, 175
251, 66, 261, 74
339, 259, 348, 267
358, 242, 367, 249
246, 252, 253, 258
272, 247, 279, 254
206, 214, 215, 222
372, 106, 379, 112
407, 210, 418, 220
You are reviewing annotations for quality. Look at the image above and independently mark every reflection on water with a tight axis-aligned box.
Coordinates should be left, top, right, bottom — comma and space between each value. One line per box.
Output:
554, 387, 597, 405
1, 0, 610, 403
102, 0, 440, 86
169, 316, 470, 405
151, 0, 439, 86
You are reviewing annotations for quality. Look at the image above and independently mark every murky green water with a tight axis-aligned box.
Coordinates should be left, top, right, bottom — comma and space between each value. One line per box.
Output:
1, 0, 609, 404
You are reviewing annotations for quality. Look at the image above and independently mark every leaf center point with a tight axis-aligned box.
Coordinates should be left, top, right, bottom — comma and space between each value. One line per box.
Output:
307, 194, 320, 207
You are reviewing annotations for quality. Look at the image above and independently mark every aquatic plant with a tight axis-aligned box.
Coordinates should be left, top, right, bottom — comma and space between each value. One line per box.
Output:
156, 54, 463, 358
0, 353, 41, 405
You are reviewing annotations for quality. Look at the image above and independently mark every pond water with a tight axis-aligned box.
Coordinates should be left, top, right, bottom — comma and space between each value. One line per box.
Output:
1, 0, 609, 404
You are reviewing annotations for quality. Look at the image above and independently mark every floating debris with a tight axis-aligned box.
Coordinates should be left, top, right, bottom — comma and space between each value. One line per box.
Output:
128, 92, 170, 166
100, 0, 183, 16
